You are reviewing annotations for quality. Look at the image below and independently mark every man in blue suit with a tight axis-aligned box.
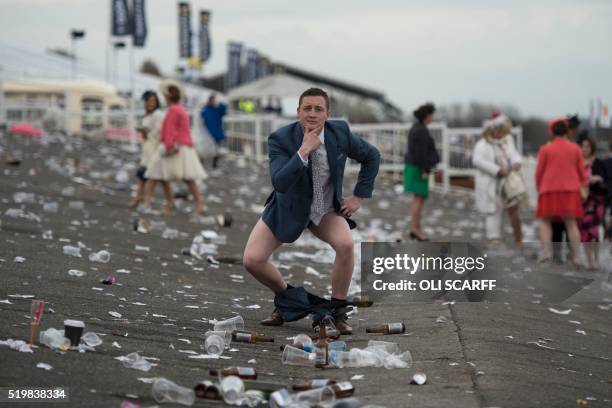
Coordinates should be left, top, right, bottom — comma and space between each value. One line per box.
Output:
243, 88, 380, 335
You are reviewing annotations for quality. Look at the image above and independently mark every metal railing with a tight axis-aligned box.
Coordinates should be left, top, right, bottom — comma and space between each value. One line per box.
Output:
222, 114, 523, 191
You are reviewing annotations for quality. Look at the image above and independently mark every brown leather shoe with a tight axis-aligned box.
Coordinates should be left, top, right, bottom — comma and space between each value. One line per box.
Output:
260, 308, 284, 326
334, 319, 353, 335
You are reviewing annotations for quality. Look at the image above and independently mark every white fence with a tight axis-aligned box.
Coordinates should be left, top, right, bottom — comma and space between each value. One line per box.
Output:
223, 114, 523, 192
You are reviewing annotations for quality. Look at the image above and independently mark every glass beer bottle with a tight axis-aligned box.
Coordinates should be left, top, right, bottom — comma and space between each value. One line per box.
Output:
366, 322, 405, 334
209, 367, 257, 380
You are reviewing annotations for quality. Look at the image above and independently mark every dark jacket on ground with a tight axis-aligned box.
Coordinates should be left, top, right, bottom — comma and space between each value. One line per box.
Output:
404, 122, 440, 172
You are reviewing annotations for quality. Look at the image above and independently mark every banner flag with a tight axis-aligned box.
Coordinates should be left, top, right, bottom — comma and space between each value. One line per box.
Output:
178, 2, 192, 58
111, 0, 131, 36
227, 41, 243, 89
132, 0, 147, 47
199, 10, 211, 63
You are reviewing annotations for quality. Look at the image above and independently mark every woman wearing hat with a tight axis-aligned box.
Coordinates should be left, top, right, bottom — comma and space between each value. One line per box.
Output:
472, 115, 524, 247
404, 103, 439, 241
144, 81, 206, 215
535, 118, 588, 264
129, 90, 164, 208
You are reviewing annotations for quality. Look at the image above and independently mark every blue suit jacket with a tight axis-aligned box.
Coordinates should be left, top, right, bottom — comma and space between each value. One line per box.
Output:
262, 120, 380, 243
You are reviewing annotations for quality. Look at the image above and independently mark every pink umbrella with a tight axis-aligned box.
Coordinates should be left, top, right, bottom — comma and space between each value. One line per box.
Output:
9, 122, 45, 137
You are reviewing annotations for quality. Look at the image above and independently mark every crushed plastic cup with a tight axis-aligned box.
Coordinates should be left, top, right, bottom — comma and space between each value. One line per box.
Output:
68, 200, 85, 210
89, 250, 110, 263
14, 192, 35, 203
281, 345, 316, 367
204, 334, 225, 356
220, 376, 244, 404
367, 340, 400, 355
213, 315, 244, 332
68, 269, 86, 277
152, 377, 195, 406
61, 186, 75, 196
43, 202, 59, 213
205, 330, 232, 347
162, 228, 179, 239
63, 245, 82, 257
240, 390, 265, 407
383, 351, 412, 369
121, 352, 152, 372
81, 332, 102, 347
39, 328, 70, 351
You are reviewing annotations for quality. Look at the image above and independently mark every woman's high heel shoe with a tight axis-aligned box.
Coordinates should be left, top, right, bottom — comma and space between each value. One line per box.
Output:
409, 231, 429, 242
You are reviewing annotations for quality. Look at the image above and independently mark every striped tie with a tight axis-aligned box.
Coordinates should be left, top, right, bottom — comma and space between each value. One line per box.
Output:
310, 150, 325, 214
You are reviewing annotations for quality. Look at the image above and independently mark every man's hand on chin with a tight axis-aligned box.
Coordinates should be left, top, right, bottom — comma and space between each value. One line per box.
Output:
340, 196, 363, 217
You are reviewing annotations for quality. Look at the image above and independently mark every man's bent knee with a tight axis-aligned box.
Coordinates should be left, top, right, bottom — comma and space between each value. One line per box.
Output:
243, 250, 268, 272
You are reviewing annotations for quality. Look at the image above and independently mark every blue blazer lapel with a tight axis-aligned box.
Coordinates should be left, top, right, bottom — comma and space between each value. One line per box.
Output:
324, 122, 338, 187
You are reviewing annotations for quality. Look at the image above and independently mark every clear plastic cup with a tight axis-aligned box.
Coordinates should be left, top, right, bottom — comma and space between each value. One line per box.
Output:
269, 388, 292, 408
152, 377, 195, 406
292, 334, 313, 351
204, 334, 225, 356
89, 250, 110, 263
220, 375, 244, 404
294, 386, 336, 405
281, 345, 316, 367
205, 330, 232, 346
213, 315, 244, 332
81, 332, 102, 347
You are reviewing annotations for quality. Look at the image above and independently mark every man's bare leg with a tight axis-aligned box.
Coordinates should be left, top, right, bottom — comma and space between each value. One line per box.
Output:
309, 213, 354, 300
243, 218, 285, 293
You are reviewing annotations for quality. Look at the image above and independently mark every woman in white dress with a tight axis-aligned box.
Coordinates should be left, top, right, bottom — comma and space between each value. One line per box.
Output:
473, 115, 525, 247
144, 81, 206, 215
129, 91, 164, 208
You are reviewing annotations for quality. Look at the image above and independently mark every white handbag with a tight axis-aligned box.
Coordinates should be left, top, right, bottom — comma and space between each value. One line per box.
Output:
501, 170, 526, 206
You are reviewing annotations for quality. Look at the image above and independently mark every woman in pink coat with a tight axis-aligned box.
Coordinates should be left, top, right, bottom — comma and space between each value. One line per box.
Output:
535, 118, 587, 264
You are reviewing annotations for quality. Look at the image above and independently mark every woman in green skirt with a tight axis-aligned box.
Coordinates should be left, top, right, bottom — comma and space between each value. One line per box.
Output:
404, 103, 439, 241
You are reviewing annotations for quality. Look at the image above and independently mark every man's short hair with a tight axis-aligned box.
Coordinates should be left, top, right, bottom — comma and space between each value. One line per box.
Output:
299, 88, 330, 110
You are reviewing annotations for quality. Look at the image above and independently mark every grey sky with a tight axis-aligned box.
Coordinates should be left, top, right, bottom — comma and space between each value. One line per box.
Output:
1, 0, 610, 118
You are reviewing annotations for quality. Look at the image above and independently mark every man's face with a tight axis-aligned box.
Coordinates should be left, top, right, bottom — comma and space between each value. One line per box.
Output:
298, 96, 329, 131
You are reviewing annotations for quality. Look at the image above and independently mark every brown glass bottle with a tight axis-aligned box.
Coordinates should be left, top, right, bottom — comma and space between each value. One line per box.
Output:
365, 322, 405, 334
232, 331, 274, 343
292, 379, 336, 391
330, 381, 355, 398
194, 380, 222, 400
315, 323, 329, 368
209, 366, 257, 380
